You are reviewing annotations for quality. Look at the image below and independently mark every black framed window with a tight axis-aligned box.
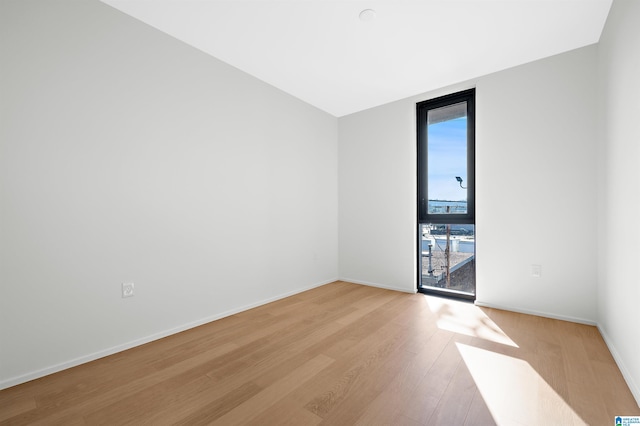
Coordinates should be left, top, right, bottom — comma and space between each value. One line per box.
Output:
417, 89, 475, 225
417, 89, 476, 300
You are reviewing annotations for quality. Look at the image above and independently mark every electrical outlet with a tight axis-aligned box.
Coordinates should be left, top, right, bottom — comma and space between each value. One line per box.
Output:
531, 264, 542, 278
122, 282, 134, 298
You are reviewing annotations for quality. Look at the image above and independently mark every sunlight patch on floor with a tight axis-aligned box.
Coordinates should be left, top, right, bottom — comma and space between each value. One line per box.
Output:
456, 343, 587, 426
425, 296, 517, 347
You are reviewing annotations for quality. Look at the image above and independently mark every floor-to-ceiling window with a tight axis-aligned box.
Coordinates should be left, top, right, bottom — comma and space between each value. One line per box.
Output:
417, 89, 475, 300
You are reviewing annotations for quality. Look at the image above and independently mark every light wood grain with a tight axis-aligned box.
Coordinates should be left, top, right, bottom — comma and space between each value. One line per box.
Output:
1, 281, 638, 425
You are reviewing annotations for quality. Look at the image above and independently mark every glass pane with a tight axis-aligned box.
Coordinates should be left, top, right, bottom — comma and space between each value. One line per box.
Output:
427, 101, 467, 214
420, 223, 475, 296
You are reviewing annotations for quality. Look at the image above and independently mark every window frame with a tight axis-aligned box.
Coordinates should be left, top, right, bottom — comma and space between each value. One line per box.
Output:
417, 88, 476, 225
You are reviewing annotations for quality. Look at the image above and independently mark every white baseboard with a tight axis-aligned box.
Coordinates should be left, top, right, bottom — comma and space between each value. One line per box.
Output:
473, 300, 597, 326
597, 325, 640, 408
0, 278, 337, 391
339, 277, 416, 294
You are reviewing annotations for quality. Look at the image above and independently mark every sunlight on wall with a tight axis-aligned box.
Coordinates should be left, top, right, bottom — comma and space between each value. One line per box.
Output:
425, 296, 517, 347
456, 343, 587, 425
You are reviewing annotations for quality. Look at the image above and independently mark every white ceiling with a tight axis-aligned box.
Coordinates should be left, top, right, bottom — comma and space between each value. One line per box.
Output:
100, 0, 612, 117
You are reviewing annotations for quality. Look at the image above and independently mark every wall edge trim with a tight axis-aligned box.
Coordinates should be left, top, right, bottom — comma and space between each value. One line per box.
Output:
0, 278, 337, 391
339, 277, 416, 294
597, 324, 640, 408
473, 300, 597, 326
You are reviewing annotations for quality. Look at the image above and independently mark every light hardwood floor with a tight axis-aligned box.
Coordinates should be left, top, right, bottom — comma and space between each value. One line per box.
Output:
1, 281, 638, 425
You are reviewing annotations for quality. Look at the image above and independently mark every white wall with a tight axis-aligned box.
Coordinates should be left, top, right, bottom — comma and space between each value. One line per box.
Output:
476, 46, 598, 323
339, 45, 599, 323
0, 0, 338, 388
338, 103, 417, 292
597, 0, 640, 405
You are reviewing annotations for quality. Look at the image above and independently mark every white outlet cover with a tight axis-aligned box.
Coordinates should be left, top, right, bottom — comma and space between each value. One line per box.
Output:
122, 282, 134, 298
531, 265, 542, 278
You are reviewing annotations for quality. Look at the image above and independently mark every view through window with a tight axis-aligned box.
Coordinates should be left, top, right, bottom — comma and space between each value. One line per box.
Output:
417, 89, 475, 299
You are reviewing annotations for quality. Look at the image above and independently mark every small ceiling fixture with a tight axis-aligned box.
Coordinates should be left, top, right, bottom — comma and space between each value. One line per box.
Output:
359, 9, 376, 22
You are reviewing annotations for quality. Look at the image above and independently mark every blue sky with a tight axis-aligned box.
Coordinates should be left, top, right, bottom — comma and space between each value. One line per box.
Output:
427, 117, 467, 201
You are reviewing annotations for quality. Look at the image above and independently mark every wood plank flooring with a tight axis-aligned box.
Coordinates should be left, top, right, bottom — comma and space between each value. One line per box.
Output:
1, 281, 638, 425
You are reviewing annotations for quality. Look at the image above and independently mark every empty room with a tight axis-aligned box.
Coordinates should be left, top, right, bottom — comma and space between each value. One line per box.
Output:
1, 0, 639, 424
